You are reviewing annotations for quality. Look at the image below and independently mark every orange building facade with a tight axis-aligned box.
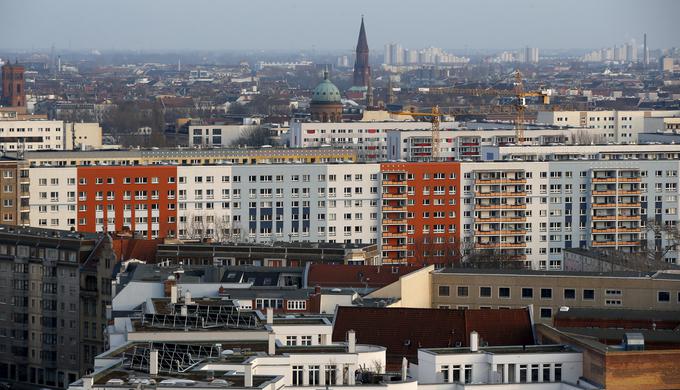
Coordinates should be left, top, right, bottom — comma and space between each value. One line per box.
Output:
380, 162, 461, 265
77, 166, 178, 239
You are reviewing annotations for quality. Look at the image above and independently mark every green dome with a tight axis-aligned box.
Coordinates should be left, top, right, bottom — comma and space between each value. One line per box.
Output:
312, 73, 342, 104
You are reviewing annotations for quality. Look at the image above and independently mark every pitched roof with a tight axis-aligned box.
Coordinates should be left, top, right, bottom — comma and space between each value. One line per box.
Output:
111, 236, 160, 263
307, 264, 423, 288
332, 306, 534, 366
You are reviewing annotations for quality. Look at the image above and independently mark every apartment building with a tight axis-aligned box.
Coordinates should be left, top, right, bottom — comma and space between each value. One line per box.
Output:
19, 144, 680, 267
29, 164, 381, 244
386, 128, 599, 162
0, 120, 65, 151
431, 268, 680, 324
380, 163, 461, 264
188, 124, 258, 147
0, 157, 29, 226
536, 110, 680, 143
0, 225, 116, 389
289, 119, 458, 161
0, 120, 102, 152
21, 147, 356, 167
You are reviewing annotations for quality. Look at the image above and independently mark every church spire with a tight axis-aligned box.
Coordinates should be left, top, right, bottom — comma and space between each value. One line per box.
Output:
353, 16, 370, 89
356, 16, 369, 54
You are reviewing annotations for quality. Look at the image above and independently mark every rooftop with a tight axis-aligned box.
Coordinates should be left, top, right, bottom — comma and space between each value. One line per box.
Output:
438, 267, 680, 280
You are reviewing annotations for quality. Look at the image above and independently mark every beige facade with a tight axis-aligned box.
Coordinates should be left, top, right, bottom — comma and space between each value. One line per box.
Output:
0, 158, 29, 226
64, 123, 103, 150
431, 269, 680, 324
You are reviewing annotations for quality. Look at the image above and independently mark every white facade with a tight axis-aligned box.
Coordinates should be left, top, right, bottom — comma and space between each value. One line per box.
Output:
536, 110, 680, 144
290, 121, 458, 161
189, 125, 259, 148
28, 166, 78, 231
386, 128, 602, 162
0, 120, 65, 151
416, 345, 583, 387
176, 164, 381, 244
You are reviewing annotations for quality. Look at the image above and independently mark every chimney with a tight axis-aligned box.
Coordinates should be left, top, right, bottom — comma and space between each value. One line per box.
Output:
470, 331, 479, 352
170, 285, 178, 304
347, 330, 356, 353
149, 349, 159, 375
180, 305, 188, 317
268, 332, 276, 355
244, 363, 253, 387
314, 285, 321, 295
82, 377, 94, 390
184, 290, 192, 304
266, 307, 273, 325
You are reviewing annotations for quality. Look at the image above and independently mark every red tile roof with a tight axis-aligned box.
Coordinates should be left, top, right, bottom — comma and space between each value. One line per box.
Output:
112, 236, 161, 263
332, 306, 534, 366
307, 264, 423, 288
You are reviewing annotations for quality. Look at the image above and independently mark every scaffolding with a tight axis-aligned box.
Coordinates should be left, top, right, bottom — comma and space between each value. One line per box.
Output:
142, 303, 260, 330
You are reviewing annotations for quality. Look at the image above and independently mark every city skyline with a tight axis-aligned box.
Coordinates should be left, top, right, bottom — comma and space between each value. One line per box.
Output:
2, 0, 679, 52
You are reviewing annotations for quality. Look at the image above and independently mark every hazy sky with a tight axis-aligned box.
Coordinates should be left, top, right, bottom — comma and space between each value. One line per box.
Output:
3, 0, 679, 52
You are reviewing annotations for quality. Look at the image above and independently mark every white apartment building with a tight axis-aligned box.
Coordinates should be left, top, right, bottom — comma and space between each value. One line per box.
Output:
0, 120, 65, 151
0, 120, 103, 151
536, 110, 680, 144
386, 128, 602, 162
459, 159, 680, 268
176, 164, 381, 245
289, 120, 458, 161
28, 166, 78, 231
188, 124, 259, 148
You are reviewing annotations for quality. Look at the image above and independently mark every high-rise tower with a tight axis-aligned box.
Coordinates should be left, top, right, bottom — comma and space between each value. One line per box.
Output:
353, 17, 370, 88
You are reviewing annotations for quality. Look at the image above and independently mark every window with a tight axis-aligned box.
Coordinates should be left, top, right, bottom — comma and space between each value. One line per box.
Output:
308, 365, 320, 386
457, 286, 468, 297
301, 335, 312, 346
564, 289, 576, 299
521, 288, 533, 299
540, 307, 552, 319
498, 287, 510, 298
658, 291, 670, 302
583, 289, 595, 300
292, 366, 303, 385
540, 288, 552, 299
438, 286, 450, 297
479, 287, 491, 298
325, 365, 337, 385
286, 336, 297, 346
287, 300, 307, 310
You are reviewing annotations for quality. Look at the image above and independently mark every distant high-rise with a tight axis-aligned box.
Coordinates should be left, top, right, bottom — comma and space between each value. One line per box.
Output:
523, 47, 539, 64
1, 62, 25, 108
644, 33, 649, 67
353, 17, 370, 88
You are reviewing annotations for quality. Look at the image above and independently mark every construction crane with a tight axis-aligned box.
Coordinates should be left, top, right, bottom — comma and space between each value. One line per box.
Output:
419, 70, 550, 144
389, 106, 442, 161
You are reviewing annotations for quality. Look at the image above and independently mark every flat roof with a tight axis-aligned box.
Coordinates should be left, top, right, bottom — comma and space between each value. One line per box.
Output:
421, 344, 576, 355
437, 267, 680, 280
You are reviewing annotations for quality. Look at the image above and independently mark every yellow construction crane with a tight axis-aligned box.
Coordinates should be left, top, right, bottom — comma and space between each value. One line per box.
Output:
422, 70, 550, 144
389, 106, 442, 161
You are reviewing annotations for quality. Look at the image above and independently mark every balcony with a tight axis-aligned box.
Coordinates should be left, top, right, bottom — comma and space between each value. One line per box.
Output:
592, 203, 618, 208
592, 190, 616, 196
592, 228, 617, 234
474, 217, 526, 222
618, 177, 641, 183
474, 191, 527, 198
382, 232, 407, 238
592, 177, 617, 183
382, 245, 408, 251
383, 193, 407, 199
382, 219, 407, 225
474, 204, 526, 210
383, 206, 407, 212
475, 242, 526, 249
475, 230, 526, 236
382, 180, 407, 186
475, 178, 527, 184
617, 190, 641, 195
